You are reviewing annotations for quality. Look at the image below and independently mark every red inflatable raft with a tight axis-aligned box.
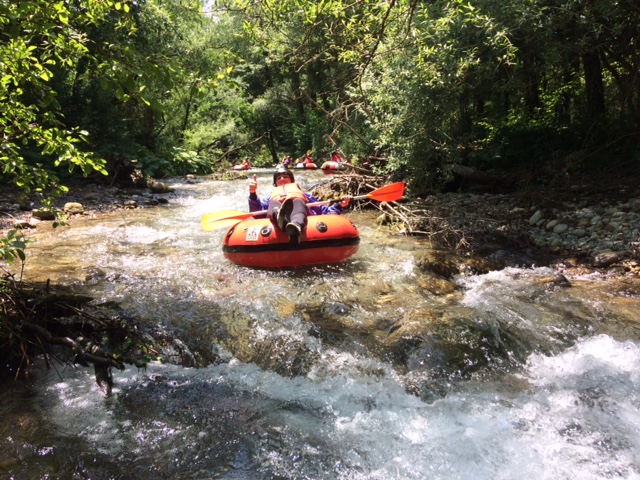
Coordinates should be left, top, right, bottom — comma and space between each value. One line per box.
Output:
294, 162, 317, 169
222, 215, 359, 268
320, 161, 347, 173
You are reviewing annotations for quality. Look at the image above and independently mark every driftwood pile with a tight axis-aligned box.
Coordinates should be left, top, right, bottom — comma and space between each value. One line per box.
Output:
312, 173, 474, 251
0, 275, 155, 394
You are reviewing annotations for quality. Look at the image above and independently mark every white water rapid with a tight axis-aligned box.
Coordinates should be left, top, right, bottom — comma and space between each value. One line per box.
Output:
1, 171, 639, 479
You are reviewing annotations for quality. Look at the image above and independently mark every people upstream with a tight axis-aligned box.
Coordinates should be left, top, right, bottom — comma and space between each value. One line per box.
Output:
248, 167, 351, 243
331, 150, 346, 163
300, 151, 314, 166
282, 155, 294, 168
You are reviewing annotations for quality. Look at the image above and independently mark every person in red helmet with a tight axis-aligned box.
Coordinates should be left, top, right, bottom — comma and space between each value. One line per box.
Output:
248, 167, 350, 242
331, 150, 345, 163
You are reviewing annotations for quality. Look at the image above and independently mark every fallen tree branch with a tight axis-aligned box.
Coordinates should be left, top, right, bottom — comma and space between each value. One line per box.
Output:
442, 163, 515, 186
1, 277, 159, 395
21, 321, 125, 370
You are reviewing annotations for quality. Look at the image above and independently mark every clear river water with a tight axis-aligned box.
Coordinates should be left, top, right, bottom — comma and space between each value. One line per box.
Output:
1, 170, 640, 479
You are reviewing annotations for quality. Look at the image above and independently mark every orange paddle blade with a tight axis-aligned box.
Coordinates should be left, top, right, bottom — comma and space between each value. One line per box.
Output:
364, 182, 405, 202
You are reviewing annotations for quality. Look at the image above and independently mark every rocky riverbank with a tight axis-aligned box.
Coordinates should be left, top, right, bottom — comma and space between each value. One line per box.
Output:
527, 196, 640, 263
0, 179, 177, 231
1, 176, 639, 276
396, 183, 640, 276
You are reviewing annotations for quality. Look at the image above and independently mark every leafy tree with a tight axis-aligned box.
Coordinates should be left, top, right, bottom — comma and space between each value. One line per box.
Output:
0, 0, 213, 195
0, 0, 115, 198
4, 0, 638, 198
58, 0, 201, 178
235, 0, 398, 160
230, 0, 639, 189
159, 8, 252, 169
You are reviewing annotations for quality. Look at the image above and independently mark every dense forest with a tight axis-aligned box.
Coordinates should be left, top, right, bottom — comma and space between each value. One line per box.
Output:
2, 0, 639, 200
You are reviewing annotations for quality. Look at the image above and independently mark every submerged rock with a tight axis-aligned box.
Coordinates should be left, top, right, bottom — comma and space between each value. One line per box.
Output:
593, 251, 620, 268
148, 180, 175, 193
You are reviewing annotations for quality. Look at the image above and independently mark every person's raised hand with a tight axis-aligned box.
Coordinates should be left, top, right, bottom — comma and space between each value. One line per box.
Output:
339, 196, 351, 208
249, 174, 258, 194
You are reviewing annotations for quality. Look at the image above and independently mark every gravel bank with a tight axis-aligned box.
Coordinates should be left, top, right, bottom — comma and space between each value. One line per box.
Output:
410, 185, 640, 275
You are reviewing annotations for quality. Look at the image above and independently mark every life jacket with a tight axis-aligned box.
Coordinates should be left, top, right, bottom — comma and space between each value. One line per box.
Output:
270, 183, 306, 202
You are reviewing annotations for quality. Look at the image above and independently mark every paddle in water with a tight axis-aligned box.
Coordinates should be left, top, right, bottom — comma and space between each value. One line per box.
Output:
201, 181, 405, 231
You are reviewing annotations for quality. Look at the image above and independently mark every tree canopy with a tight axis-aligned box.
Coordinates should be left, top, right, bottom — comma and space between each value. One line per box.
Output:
1, 0, 638, 196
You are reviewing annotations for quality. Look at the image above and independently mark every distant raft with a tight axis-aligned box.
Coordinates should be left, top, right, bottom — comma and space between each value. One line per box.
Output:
320, 161, 348, 172
222, 215, 359, 268
231, 164, 251, 171
294, 162, 317, 169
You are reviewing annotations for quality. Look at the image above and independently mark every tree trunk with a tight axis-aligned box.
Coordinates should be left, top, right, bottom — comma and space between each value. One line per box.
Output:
522, 57, 542, 114
582, 51, 606, 118
557, 62, 578, 124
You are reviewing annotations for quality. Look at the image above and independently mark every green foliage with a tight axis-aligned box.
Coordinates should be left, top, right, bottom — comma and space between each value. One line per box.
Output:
0, 230, 29, 266
0, 0, 205, 193
131, 147, 209, 177
168, 148, 211, 176
233, 0, 640, 189
0, 0, 122, 196
3, 0, 638, 196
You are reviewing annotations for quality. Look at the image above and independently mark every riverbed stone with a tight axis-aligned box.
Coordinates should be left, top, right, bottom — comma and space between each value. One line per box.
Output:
607, 221, 620, 232
148, 180, 175, 193
13, 220, 35, 229
549, 237, 563, 249
529, 210, 543, 225
578, 218, 591, 228
593, 252, 620, 268
552, 223, 569, 234
31, 210, 56, 221
534, 274, 571, 288
416, 272, 457, 296
64, 202, 84, 215
546, 219, 559, 231
414, 251, 461, 278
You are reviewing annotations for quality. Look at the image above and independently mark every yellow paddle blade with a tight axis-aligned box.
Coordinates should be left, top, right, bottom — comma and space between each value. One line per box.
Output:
201, 210, 255, 231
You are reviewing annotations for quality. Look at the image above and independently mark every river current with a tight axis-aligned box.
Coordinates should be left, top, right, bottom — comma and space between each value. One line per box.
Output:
2, 171, 640, 479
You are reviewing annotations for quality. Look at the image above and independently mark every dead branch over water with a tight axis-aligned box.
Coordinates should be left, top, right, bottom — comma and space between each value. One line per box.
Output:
312, 173, 472, 251
0, 275, 155, 394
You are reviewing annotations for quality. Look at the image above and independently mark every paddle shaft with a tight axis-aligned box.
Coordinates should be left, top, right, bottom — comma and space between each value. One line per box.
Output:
201, 182, 405, 231
248, 190, 395, 216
